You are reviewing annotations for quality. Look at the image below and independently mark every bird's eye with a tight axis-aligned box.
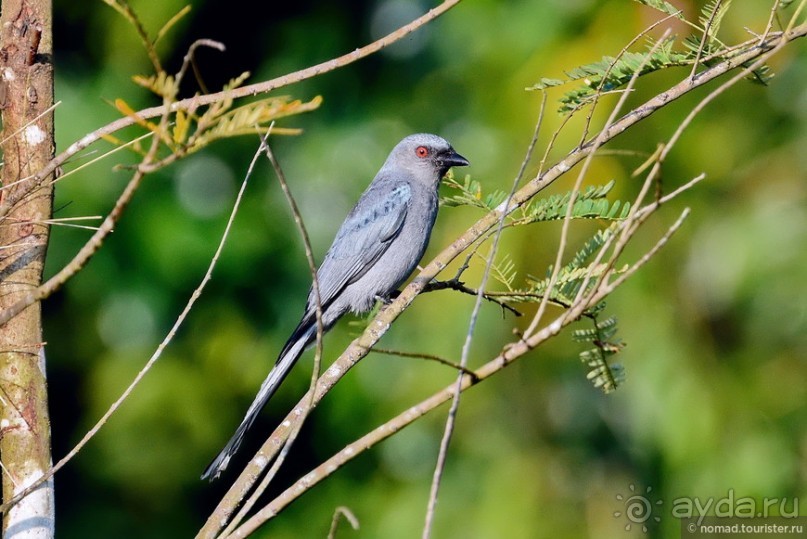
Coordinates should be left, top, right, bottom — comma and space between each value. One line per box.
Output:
415, 146, 429, 158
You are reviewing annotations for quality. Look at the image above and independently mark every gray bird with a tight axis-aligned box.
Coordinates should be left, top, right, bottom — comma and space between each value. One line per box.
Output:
202, 133, 469, 480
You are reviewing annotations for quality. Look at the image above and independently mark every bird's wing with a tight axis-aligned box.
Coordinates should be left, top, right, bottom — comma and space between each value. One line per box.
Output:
202, 185, 410, 480
310, 182, 411, 308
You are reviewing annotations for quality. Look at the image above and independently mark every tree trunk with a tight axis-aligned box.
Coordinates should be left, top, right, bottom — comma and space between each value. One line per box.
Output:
0, 0, 55, 536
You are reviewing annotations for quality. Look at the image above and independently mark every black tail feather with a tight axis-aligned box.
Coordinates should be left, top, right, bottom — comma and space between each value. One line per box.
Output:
201, 319, 316, 481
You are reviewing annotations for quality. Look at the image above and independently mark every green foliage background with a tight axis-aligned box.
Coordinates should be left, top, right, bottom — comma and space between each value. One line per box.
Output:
45, 0, 805, 537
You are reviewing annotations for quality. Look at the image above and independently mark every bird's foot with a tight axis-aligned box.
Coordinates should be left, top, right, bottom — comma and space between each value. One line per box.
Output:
375, 290, 401, 305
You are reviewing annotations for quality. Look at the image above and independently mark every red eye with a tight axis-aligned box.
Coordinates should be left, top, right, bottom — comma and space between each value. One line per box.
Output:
415, 146, 429, 158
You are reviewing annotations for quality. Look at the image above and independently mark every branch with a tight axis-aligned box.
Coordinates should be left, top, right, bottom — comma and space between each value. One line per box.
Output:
0, 115, 261, 516
0, 0, 465, 225
206, 22, 806, 537
423, 96, 545, 539
228, 204, 689, 536
422, 279, 522, 317
214, 138, 327, 537
371, 348, 479, 380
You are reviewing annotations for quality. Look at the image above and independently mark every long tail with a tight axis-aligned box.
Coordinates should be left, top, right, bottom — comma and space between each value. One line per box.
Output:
201, 319, 316, 481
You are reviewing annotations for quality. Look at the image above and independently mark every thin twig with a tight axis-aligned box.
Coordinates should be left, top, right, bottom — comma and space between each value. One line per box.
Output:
371, 348, 479, 383
422, 97, 545, 539
0, 112, 258, 516
51, 131, 153, 185
101, 0, 163, 72
760, 0, 782, 45
690, 1, 723, 81
0, 100, 61, 153
3, 215, 102, 232
637, 173, 706, 216
175, 39, 226, 91
594, 208, 691, 301
786, 0, 807, 33
206, 25, 807, 536
0, 0, 466, 224
216, 138, 327, 537
327, 506, 360, 539
422, 279, 521, 317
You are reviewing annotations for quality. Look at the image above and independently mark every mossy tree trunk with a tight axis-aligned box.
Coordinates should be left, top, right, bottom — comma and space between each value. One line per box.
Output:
0, 0, 55, 536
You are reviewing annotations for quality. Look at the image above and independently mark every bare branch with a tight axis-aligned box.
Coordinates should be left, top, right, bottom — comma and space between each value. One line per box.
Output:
211, 24, 806, 536
226, 203, 690, 532
0, 0, 465, 225
371, 348, 480, 380
0, 113, 260, 516
423, 96, 545, 539
423, 279, 522, 317
327, 507, 360, 539
214, 138, 327, 537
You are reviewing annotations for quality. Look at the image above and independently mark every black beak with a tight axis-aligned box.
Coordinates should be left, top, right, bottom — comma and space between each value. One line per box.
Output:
440, 148, 470, 169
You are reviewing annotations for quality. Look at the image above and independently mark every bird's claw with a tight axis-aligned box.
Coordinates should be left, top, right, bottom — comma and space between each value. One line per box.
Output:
375, 290, 401, 305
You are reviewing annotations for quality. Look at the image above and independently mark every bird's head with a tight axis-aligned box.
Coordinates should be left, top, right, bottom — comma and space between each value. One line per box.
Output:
385, 133, 470, 182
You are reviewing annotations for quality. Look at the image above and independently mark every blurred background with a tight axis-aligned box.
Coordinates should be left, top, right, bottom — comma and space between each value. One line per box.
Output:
47, 0, 805, 537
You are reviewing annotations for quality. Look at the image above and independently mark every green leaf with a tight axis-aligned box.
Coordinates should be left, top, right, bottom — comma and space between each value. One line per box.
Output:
699, 0, 733, 39
532, 2, 774, 113
632, 0, 685, 20
155, 5, 192, 45
574, 315, 626, 394
546, 38, 689, 113
528, 77, 566, 91
518, 182, 630, 225
490, 254, 518, 291
440, 174, 490, 209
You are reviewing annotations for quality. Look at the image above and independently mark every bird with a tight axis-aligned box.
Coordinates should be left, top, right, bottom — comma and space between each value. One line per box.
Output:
202, 133, 469, 480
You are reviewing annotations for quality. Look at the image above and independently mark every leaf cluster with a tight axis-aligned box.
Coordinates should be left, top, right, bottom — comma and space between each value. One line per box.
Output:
530, 36, 688, 113
529, 0, 776, 113
680, 0, 774, 85
515, 180, 632, 225
572, 315, 626, 393
102, 1, 321, 161
520, 225, 627, 307
443, 169, 631, 392
484, 223, 628, 393
441, 173, 509, 210
443, 177, 631, 224
119, 72, 322, 157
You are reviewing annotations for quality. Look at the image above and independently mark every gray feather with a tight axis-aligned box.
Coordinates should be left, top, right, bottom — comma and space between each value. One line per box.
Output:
202, 133, 469, 480
311, 182, 411, 310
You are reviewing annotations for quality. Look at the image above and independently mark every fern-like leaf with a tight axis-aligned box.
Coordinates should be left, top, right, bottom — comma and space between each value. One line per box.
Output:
155, 5, 192, 45
574, 315, 626, 394
132, 71, 178, 100
535, 1, 774, 112
490, 254, 518, 291
632, 0, 685, 20
440, 174, 507, 210
528, 36, 689, 113
522, 225, 618, 304
699, 0, 733, 39
517, 181, 631, 225
188, 96, 322, 151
